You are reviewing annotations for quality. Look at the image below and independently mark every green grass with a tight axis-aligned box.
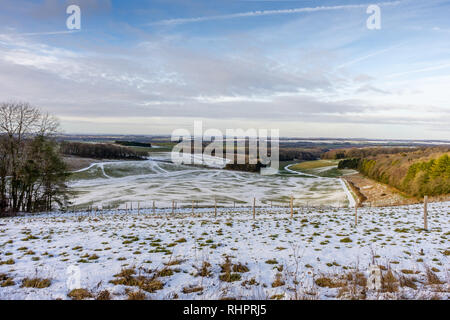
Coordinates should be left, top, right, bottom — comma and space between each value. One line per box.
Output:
288, 160, 355, 178
289, 160, 339, 170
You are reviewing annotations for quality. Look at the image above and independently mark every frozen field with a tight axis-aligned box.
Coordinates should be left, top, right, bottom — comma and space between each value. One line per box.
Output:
0, 202, 448, 300
68, 153, 350, 209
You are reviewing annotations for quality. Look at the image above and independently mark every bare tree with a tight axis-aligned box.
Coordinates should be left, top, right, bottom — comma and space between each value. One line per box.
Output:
0, 102, 59, 139
0, 102, 67, 214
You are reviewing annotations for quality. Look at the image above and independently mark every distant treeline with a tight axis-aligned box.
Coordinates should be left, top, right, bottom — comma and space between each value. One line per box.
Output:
174, 139, 324, 162
224, 162, 264, 173
279, 148, 324, 161
338, 147, 450, 197
337, 158, 360, 169
60, 141, 148, 160
115, 140, 152, 148
322, 147, 420, 159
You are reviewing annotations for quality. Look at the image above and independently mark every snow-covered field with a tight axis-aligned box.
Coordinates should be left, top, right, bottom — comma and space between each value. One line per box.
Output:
0, 202, 448, 300
68, 153, 350, 208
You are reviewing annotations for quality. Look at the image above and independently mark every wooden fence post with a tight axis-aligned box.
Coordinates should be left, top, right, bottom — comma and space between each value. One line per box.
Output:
192, 200, 194, 215
253, 197, 256, 220
424, 195, 428, 230
214, 197, 217, 218
355, 203, 358, 226
153, 201, 155, 215
290, 195, 293, 218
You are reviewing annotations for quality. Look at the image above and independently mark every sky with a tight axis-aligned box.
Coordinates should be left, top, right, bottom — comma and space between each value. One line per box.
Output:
0, 0, 449, 139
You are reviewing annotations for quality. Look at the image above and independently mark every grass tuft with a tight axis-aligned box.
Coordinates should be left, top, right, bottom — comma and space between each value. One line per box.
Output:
68, 288, 92, 300
21, 277, 51, 289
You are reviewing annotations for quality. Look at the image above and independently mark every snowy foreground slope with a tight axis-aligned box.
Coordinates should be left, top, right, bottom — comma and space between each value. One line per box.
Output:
0, 203, 448, 300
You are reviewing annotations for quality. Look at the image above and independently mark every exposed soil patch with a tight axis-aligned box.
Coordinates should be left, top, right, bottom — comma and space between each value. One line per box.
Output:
343, 173, 449, 207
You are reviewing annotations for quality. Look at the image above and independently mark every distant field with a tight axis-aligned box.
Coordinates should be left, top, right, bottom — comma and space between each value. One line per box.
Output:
144, 142, 176, 153
289, 160, 339, 171
287, 160, 357, 179
66, 153, 349, 209
64, 156, 101, 171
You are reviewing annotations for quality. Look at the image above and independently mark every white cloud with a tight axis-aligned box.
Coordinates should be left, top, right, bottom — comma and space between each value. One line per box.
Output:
149, 1, 401, 26
0, 0, 449, 139
337, 42, 407, 69
386, 62, 450, 78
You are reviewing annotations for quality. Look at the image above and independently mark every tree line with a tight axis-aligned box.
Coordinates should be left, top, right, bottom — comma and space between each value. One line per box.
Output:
278, 148, 323, 161
0, 102, 69, 215
322, 147, 420, 160
337, 147, 450, 197
401, 153, 449, 197
115, 140, 152, 148
60, 141, 148, 160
